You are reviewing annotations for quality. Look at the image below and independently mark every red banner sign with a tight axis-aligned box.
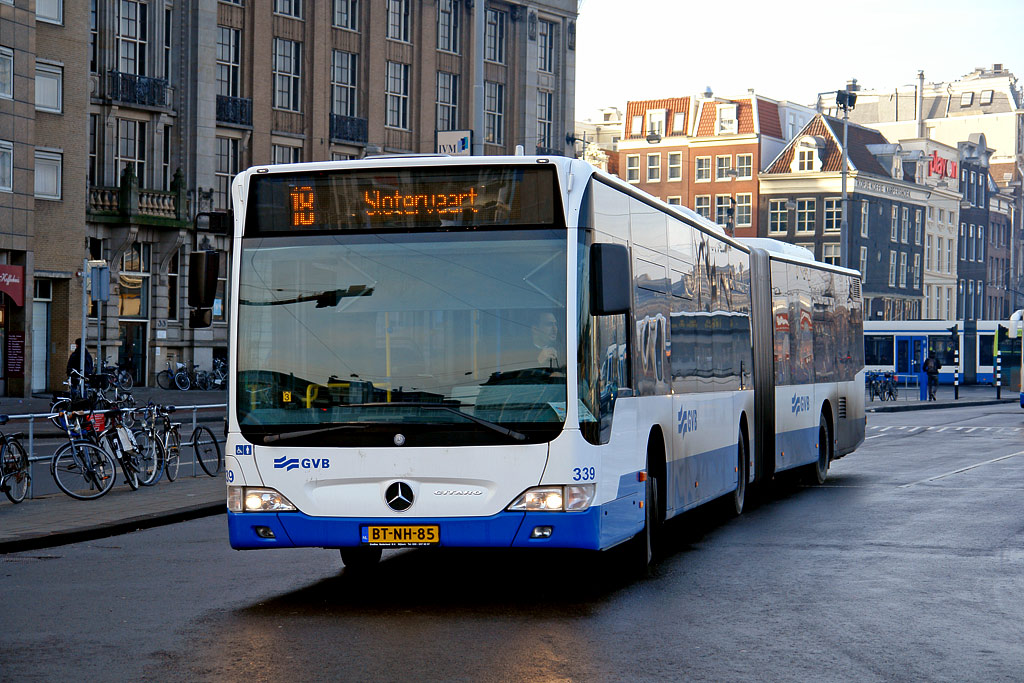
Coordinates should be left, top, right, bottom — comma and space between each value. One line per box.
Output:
0, 265, 24, 306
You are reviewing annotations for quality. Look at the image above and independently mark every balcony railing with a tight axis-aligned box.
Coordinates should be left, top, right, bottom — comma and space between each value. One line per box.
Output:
216, 95, 252, 126
330, 114, 368, 144
536, 146, 564, 156
108, 71, 170, 107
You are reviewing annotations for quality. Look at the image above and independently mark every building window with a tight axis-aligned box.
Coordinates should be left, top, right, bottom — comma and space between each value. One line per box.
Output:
37, 0, 62, 23
889, 251, 897, 287
860, 246, 868, 276
796, 199, 815, 233
946, 240, 952, 273
386, 0, 410, 41
34, 151, 61, 199
671, 111, 685, 135
436, 71, 458, 131
162, 125, 172, 190
271, 144, 301, 165
715, 155, 732, 180
646, 153, 661, 183
630, 115, 642, 138
823, 244, 840, 266
117, 0, 148, 76
981, 89, 994, 106
891, 206, 898, 241
695, 156, 711, 182
538, 19, 555, 73
824, 198, 841, 232
715, 195, 732, 226
88, 114, 99, 185
913, 254, 921, 289
90, 0, 97, 71
164, 8, 172, 81
666, 196, 681, 206
626, 154, 639, 183
167, 249, 180, 321
385, 61, 410, 129
274, 0, 302, 19
333, 0, 359, 31
797, 149, 815, 171
484, 9, 506, 63
716, 104, 737, 134
217, 27, 241, 98
735, 153, 753, 179
273, 38, 302, 112
116, 118, 146, 183
960, 223, 967, 259
215, 137, 239, 211
901, 207, 909, 242
768, 199, 787, 233
484, 81, 503, 144
735, 193, 752, 226
0, 47, 12, 100
899, 252, 907, 288
976, 280, 984, 318
694, 195, 711, 219
977, 225, 984, 261
536, 90, 554, 150
667, 152, 682, 181
968, 224, 975, 260
35, 62, 62, 113
926, 235, 932, 270
861, 200, 869, 237
332, 50, 358, 117
437, 0, 459, 54
960, 92, 973, 107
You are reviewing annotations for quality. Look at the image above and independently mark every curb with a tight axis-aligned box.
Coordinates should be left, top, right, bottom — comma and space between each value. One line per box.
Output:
867, 397, 1017, 413
0, 501, 225, 554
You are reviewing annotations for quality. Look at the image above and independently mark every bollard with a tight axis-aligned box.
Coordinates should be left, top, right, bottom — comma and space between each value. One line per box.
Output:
997, 351, 1002, 400
954, 348, 959, 400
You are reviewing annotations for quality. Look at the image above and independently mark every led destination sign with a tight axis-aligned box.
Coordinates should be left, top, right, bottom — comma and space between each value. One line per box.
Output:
247, 166, 558, 234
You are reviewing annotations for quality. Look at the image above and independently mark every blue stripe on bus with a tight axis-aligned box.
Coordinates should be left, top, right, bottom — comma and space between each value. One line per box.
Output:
228, 506, 606, 551
775, 424, 820, 471
667, 442, 738, 514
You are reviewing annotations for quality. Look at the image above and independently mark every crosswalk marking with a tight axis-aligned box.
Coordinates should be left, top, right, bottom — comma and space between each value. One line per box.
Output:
867, 424, 1023, 435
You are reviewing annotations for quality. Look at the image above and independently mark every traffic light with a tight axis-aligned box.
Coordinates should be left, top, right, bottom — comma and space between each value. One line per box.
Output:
947, 324, 959, 352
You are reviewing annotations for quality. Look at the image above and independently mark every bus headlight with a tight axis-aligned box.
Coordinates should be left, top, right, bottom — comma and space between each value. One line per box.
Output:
228, 486, 297, 512
508, 484, 595, 512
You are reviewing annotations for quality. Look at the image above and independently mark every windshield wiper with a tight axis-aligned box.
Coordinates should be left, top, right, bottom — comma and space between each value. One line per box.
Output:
348, 401, 527, 441
262, 424, 368, 444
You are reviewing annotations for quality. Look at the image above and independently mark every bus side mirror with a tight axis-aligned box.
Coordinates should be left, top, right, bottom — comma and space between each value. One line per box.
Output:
189, 251, 220, 328
590, 243, 630, 315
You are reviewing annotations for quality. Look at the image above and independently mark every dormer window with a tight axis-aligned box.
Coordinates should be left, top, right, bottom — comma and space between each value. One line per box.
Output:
646, 109, 666, 137
960, 92, 974, 107
797, 149, 815, 171
716, 104, 737, 135
671, 111, 686, 135
981, 90, 994, 106
791, 136, 825, 173
631, 115, 643, 137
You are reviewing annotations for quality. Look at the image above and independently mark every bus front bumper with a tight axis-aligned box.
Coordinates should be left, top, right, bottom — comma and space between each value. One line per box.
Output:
228, 507, 603, 550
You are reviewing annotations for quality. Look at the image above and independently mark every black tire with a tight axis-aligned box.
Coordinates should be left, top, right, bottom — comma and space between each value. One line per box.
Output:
133, 429, 165, 486
117, 441, 140, 491
156, 370, 174, 391
118, 369, 134, 390
50, 398, 71, 430
340, 546, 382, 571
2, 439, 30, 503
627, 467, 659, 576
191, 425, 222, 476
730, 427, 749, 517
164, 429, 181, 482
51, 442, 117, 500
174, 371, 191, 392
811, 413, 831, 485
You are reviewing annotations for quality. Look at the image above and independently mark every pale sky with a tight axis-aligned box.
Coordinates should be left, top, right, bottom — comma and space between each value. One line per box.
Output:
574, 0, 1024, 118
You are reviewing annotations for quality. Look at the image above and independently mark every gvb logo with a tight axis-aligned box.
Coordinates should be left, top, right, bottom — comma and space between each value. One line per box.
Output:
677, 408, 697, 436
791, 395, 810, 415
273, 456, 331, 471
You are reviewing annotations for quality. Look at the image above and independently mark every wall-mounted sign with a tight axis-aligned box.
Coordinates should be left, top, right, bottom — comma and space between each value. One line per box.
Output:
0, 265, 24, 306
927, 150, 958, 180
436, 130, 472, 156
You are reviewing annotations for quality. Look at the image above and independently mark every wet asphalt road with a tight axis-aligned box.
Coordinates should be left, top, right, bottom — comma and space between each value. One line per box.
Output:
5, 402, 1024, 681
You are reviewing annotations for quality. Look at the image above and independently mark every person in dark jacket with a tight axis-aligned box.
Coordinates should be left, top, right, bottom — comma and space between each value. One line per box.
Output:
923, 352, 942, 401
66, 338, 94, 377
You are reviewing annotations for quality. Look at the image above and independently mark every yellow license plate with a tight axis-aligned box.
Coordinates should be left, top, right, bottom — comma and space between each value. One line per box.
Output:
362, 525, 440, 546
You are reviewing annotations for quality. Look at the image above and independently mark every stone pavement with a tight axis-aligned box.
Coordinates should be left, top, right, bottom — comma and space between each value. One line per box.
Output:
0, 383, 1017, 554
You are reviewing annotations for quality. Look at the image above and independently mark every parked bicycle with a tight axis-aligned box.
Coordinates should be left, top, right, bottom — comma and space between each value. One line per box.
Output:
0, 415, 29, 504
99, 357, 134, 390
866, 371, 898, 401
133, 403, 177, 483
174, 361, 201, 391
156, 361, 176, 390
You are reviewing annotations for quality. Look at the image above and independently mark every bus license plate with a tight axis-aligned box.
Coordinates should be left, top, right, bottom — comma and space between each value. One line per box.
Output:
362, 525, 439, 546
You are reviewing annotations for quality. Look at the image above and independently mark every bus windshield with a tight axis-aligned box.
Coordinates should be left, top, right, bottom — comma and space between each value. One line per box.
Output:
236, 228, 568, 446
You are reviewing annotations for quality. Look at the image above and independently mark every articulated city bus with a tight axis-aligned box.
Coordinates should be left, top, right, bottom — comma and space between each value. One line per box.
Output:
220, 155, 865, 571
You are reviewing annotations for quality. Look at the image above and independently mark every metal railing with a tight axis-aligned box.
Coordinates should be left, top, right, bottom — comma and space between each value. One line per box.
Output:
330, 114, 368, 144
12, 403, 225, 500
216, 95, 253, 126
108, 71, 170, 107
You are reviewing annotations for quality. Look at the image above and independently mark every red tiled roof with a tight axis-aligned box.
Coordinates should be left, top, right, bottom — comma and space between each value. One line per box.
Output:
757, 99, 783, 139
624, 97, 691, 138
695, 101, 716, 137
765, 114, 892, 177
694, 98, 757, 137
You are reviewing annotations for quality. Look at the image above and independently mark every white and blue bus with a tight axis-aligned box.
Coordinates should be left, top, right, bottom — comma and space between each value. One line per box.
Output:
219, 156, 865, 570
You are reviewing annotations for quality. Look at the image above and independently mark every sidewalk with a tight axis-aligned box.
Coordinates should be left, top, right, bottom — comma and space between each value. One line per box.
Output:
865, 382, 1018, 412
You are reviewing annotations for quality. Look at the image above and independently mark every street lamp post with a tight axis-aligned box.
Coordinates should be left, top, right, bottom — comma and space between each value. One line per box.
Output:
836, 88, 857, 269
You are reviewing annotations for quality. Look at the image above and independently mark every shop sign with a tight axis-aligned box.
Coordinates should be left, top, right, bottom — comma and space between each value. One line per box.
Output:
0, 265, 24, 306
928, 151, 958, 179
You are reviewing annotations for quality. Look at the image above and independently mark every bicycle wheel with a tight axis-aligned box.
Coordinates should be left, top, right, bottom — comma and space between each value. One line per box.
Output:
157, 370, 174, 390
195, 371, 212, 391
164, 428, 181, 482
191, 425, 222, 476
118, 369, 134, 390
134, 429, 165, 486
2, 438, 30, 503
51, 442, 116, 500
50, 398, 71, 430
174, 371, 191, 391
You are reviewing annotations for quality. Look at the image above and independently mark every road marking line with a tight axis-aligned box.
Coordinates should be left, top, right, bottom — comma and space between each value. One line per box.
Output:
937, 427, 949, 432
880, 426, 893, 432
899, 450, 1024, 488
865, 434, 885, 440
966, 427, 979, 433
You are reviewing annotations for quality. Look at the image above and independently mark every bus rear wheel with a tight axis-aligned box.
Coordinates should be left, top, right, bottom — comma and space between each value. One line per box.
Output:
730, 426, 748, 516
811, 413, 831, 485
340, 546, 382, 571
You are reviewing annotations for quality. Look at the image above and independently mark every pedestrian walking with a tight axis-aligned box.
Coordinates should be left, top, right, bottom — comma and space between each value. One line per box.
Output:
923, 352, 941, 401
66, 338, 94, 377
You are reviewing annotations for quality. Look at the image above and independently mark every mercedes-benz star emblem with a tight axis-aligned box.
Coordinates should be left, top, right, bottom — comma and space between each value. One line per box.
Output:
385, 481, 414, 512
